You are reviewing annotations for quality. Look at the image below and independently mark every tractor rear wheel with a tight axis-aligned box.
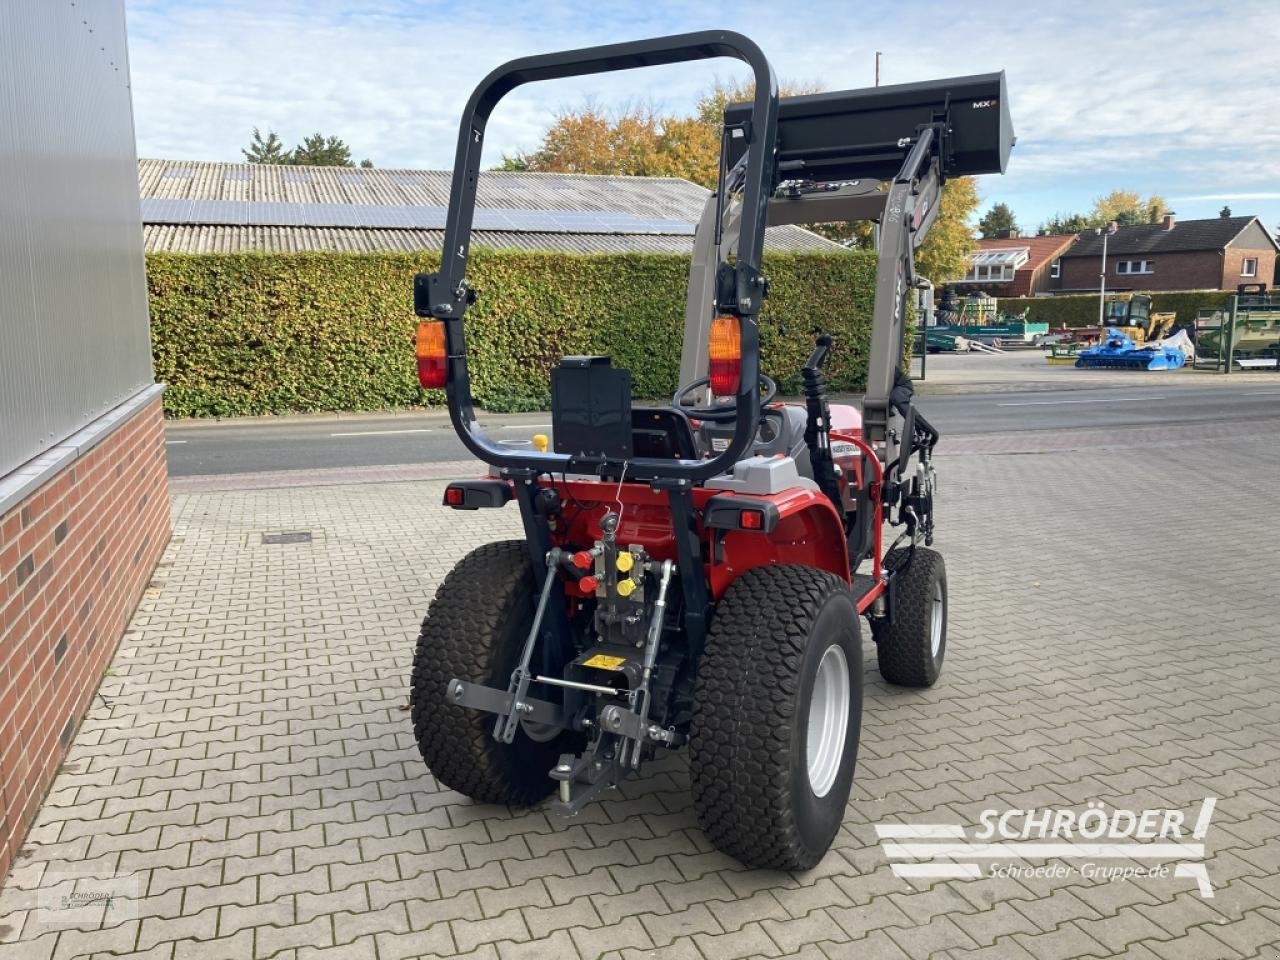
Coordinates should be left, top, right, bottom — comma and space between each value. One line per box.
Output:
689, 564, 862, 871
410, 540, 577, 805
872, 547, 947, 687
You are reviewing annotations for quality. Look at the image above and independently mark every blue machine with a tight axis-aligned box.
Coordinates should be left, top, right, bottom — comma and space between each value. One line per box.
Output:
1075, 328, 1187, 371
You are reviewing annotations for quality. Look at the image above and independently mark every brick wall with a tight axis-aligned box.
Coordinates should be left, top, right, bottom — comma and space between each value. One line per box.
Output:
1058, 251, 1227, 292
1224, 245, 1276, 290
0, 395, 169, 882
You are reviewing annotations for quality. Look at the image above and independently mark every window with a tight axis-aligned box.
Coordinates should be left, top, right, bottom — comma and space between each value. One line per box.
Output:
1242, 258, 1258, 277
1116, 260, 1153, 275
1050, 258, 1061, 279
959, 247, 1029, 283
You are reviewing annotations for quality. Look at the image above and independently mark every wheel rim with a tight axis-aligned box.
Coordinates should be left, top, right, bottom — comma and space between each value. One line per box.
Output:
930, 581, 944, 659
807, 644, 850, 798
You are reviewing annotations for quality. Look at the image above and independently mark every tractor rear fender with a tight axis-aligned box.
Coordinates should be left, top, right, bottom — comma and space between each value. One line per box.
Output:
706, 488, 849, 599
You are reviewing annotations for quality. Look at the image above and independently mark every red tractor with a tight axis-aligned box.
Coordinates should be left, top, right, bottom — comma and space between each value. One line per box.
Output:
410, 31, 1014, 870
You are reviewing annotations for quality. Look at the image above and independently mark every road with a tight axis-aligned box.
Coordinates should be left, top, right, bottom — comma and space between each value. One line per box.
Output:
164, 381, 1280, 477
170, 378, 1280, 478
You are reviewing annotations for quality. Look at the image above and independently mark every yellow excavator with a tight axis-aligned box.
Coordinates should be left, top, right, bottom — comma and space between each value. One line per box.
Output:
1101, 293, 1176, 345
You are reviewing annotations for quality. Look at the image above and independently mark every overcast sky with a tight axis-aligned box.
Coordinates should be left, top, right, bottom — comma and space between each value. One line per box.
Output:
125, 0, 1280, 234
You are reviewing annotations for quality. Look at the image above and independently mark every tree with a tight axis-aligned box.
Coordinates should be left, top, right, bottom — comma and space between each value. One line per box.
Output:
1090, 190, 1167, 226
291, 132, 355, 167
1220, 205, 1233, 218
241, 129, 373, 167
977, 202, 1018, 238
915, 176, 980, 284
501, 79, 979, 280
504, 80, 818, 188
1038, 212, 1092, 235
242, 127, 288, 164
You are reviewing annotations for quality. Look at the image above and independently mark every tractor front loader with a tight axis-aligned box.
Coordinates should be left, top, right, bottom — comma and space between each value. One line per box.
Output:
408, 31, 1014, 871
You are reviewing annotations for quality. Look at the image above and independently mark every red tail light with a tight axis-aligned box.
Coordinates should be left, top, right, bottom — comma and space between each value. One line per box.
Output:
707, 314, 741, 396
416, 321, 447, 388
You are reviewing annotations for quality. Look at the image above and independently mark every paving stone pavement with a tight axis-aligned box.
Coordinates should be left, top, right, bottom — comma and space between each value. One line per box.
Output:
2, 422, 1279, 960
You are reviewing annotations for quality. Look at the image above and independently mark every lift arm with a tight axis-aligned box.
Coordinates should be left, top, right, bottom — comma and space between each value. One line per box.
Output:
861, 126, 944, 451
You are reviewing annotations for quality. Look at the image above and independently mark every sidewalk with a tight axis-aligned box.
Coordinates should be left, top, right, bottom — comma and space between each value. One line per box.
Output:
2, 422, 1279, 960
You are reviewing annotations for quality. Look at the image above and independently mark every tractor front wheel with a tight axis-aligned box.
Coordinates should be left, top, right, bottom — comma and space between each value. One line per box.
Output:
689, 565, 862, 871
410, 540, 577, 806
872, 547, 947, 687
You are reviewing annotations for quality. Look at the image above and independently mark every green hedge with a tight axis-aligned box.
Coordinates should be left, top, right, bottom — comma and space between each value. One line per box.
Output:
147, 250, 878, 417
996, 291, 1232, 327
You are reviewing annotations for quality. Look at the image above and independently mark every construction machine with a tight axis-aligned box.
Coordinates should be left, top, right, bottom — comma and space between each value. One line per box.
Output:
1100, 293, 1176, 344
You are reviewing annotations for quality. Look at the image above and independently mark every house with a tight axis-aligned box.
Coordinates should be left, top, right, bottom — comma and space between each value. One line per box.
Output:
136, 159, 839, 255
1053, 215, 1278, 292
954, 233, 1077, 297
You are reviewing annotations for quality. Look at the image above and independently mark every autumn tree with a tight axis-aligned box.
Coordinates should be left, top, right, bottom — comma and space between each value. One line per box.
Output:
501, 79, 979, 279
1090, 190, 1167, 226
977, 202, 1018, 238
915, 176, 980, 284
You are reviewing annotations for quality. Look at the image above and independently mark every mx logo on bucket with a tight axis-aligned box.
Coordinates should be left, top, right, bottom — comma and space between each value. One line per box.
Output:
876, 797, 1217, 898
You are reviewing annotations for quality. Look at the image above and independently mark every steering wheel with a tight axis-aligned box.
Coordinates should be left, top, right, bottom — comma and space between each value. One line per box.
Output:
672, 374, 777, 424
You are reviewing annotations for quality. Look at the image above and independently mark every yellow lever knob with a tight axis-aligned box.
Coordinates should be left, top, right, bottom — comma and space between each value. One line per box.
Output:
616, 552, 634, 573
532, 434, 549, 453
616, 578, 636, 598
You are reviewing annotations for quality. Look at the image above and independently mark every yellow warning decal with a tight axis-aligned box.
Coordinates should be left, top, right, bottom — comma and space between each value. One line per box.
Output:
582, 654, 627, 671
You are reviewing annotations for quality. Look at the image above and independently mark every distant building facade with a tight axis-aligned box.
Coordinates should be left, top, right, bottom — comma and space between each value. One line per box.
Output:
1053, 215, 1278, 293
955, 234, 1077, 297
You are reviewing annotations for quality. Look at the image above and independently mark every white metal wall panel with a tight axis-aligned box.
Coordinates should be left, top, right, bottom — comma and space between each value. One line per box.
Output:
0, 0, 153, 477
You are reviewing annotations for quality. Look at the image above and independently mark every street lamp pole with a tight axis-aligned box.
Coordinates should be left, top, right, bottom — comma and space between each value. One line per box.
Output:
1097, 227, 1108, 333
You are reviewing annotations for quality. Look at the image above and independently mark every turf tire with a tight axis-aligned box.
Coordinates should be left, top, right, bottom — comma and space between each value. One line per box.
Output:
689, 564, 862, 871
410, 539, 577, 805
872, 547, 947, 687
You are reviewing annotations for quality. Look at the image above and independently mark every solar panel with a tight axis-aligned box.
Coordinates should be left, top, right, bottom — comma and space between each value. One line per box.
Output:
187, 200, 248, 225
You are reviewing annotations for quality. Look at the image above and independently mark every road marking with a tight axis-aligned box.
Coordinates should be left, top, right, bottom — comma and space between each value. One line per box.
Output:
329, 428, 434, 437
1245, 391, 1280, 396
997, 397, 1164, 407
165, 440, 188, 445
498, 423, 552, 430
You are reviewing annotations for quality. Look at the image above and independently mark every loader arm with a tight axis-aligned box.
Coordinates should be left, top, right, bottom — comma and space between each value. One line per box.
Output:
688, 72, 1013, 469
861, 127, 944, 451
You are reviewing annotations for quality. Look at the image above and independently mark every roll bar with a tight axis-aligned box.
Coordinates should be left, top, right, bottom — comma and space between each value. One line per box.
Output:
414, 31, 779, 481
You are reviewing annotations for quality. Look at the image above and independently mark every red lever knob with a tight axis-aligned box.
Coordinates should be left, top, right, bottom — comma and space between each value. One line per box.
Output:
571, 551, 593, 570
578, 576, 598, 594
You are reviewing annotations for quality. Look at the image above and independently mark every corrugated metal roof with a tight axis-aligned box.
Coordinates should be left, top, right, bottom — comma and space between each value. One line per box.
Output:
137, 159, 841, 255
